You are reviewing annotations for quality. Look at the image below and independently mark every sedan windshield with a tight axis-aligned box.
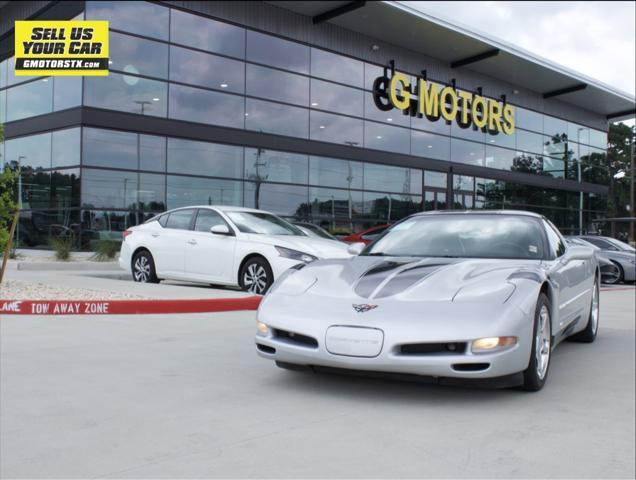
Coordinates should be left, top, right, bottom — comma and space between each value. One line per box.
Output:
226, 211, 305, 236
364, 215, 545, 259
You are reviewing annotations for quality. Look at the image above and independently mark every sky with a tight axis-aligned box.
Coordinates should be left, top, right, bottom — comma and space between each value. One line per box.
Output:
406, 1, 635, 125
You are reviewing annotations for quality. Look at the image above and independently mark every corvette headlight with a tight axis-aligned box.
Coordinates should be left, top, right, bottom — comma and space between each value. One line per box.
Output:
275, 246, 317, 263
471, 336, 517, 354
256, 321, 270, 336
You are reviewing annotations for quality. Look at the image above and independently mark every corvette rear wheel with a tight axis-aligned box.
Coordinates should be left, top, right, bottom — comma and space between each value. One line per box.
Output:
522, 293, 551, 391
569, 277, 600, 343
240, 257, 273, 295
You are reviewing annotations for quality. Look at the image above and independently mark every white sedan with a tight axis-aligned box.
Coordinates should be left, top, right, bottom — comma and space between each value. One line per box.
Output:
119, 206, 351, 294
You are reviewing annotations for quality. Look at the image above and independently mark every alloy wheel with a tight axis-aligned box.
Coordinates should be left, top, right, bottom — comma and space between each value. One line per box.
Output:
243, 263, 268, 294
590, 281, 599, 334
536, 305, 551, 380
134, 255, 151, 282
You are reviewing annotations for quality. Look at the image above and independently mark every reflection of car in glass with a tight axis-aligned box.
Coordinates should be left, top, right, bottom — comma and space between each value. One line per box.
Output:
119, 206, 351, 294
256, 211, 600, 391
341, 224, 390, 245
293, 222, 339, 241
575, 236, 635, 283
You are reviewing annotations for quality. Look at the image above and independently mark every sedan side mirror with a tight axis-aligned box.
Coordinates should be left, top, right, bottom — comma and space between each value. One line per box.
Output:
347, 242, 365, 255
210, 224, 231, 235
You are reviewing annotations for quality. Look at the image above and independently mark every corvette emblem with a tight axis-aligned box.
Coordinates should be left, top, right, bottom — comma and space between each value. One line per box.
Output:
352, 304, 378, 313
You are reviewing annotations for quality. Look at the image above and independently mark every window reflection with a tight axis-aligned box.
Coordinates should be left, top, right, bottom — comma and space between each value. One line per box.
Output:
311, 48, 363, 87
309, 187, 363, 228
364, 121, 410, 155
485, 145, 515, 170
6, 79, 52, 121
245, 98, 308, 138
543, 115, 567, 139
246, 64, 308, 106
364, 91, 409, 127
51, 169, 80, 209
167, 175, 243, 209
83, 128, 138, 169
246, 31, 310, 74
425, 171, 447, 189
86, 0, 169, 40
170, 9, 245, 58
170, 46, 244, 93
4, 132, 51, 170
516, 107, 543, 133
167, 138, 243, 178
451, 123, 485, 143
52, 128, 81, 168
109, 32, 168, 79
169, 83, 243, 127
82, 168, 138, 209
309, 156, 363, 189
516, 129, 544, 155
139, 173, 166, 211
311, 78, 363, 117
245, 148, 308, 184
21, 170, 51, 210
411, 130, 450, 160
53, 76, 82, 111
451, 138, 485, 166
244, 182, 309, 217
310, 111, 363, 146
85, 73, 167, 117
453, 175, 475, 192
364, 163, 422, 194
363, 192, 421, 222
139, 135, 166, 172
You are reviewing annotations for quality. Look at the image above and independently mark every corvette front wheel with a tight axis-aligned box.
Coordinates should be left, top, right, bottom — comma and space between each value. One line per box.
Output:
522, 293, 551, 391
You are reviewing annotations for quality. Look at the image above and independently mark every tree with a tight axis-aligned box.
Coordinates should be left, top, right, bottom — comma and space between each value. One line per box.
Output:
0, 123, 20, 252
606, 122, 635, 218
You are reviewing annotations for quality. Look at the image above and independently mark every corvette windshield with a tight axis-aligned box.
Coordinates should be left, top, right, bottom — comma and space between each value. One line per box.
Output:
364, 215, 545, 259
226, 211, 305, 236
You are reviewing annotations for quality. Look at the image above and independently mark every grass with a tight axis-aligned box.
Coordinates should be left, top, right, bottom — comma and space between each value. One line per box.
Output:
91, 239, 121, 262
49, 235, 74, 261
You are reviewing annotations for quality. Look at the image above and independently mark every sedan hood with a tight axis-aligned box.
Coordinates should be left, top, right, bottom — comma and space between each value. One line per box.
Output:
246, 234, 351, 259
272, 255, 546, 303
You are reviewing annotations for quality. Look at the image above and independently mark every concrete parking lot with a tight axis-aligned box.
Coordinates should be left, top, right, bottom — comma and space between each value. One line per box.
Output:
1, 288, 634, 478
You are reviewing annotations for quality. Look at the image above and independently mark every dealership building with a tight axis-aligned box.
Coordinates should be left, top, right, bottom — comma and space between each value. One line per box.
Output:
1, 0, 635, 246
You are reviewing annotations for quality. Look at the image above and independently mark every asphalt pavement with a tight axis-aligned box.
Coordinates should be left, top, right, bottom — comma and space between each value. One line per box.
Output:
1, 288, 634, 478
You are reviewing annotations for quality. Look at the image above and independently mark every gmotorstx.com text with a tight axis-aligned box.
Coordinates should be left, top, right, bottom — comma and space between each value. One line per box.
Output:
21, 59, 102, 69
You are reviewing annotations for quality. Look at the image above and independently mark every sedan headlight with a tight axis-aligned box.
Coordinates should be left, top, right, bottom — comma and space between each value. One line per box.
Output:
275, 246, 317, 263
471, 336, 517, 354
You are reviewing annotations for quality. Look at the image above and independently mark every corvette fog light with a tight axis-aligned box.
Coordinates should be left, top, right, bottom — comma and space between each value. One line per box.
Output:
256, 321, 270, 336
471, 336, 517, 353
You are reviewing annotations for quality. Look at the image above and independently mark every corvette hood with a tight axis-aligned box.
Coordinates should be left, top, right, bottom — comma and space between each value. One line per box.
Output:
274, 256, 545, 303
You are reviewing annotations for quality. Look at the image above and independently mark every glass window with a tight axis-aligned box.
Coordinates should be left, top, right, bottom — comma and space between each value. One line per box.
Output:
194, 208, 227, 232
6, 57, 39, 87
139, 173, 166, 211
516, 129, 544, 155
311, 48, 363, 87
246, 30, 309, 74
363, 191, 421, 222
0, 58, 7, 88
167, 138, 243, 178
487, 130, 515, 149
484, 145, 516, 170
81, 168, 138, 209
364, 91, 409, 127
451, 123, 485, 143
245, 98, 308, 138
411, 113, 451, 136
83, 128, 138, 169
244, 182, 309, 217
0, 89, 5, 124
568, 123, 590, 146
425, 171, 447, 189
52, 128, 81, 168
516, 107, 543, 132
544, 115, 568, 139
311, 78, 363, 117
310, 111, 363, 146
6, 79, 52, 121
364, 121, 410, 155
309, 187, 364, 223
139, 135, 166, 172
169, 83, 244, 128
411, 130, 450, 160
21, 170, 50, 210
543, 156, 565, 178
309, 156, 363, 189
84, 73, 167, 117
170, 9, 245, 58
165, 209, 194, 230
109, 32, 168, 79
246, 64, 308, 106
53, 76, 82, 111
453, 175, 474, 192
451, 138, 485, 166
544, 135, 566, 157
589, 129, 607, 149
86, 0, 169, 40
364, 63, 384, 91
364, 163, 422, 194
4, 132, 51, 170
167, 176, 243, 208
51, 168, 80, 209
245, 148, 308, 184
170, 46, 244, 93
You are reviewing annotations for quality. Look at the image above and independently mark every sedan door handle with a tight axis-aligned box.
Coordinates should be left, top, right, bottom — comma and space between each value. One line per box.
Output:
151, 233, 160, 238
187, 239, 197, 245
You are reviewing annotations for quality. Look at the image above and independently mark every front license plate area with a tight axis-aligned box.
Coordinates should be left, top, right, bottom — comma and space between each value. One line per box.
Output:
325, 326, 384, 358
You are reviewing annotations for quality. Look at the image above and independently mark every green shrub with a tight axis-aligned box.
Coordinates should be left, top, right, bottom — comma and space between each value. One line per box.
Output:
92, 239, 121, 261
0, 228, 8, 254
49, 235, 74, 261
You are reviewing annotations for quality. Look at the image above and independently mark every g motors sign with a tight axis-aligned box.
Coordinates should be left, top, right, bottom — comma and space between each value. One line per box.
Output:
373, 67, 515, 135
14, 20, 109, 76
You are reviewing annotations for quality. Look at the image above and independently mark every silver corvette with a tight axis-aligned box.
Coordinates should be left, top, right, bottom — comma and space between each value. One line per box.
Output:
255, 211, 600, 391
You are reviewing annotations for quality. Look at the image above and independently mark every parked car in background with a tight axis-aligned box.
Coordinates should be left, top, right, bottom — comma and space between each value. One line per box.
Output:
341, 224, 390, 245
293, 222, 339, 241
575, 236, 635, 283
566, 238, 622, 285
119, 206, 351, 294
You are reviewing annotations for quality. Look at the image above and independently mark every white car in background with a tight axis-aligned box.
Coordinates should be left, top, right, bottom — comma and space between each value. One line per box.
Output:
119, 206, 351, 294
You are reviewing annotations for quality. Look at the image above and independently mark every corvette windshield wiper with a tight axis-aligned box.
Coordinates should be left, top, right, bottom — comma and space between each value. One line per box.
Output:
365, 252, 388, 256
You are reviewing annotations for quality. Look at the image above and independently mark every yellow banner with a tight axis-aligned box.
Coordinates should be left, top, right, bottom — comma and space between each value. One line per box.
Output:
14, 20, 109, 76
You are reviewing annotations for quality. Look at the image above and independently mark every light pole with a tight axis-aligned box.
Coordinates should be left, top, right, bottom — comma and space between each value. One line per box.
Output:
134, 100, 152, 115
577, 127, 585, 235
16, 155, 25, 249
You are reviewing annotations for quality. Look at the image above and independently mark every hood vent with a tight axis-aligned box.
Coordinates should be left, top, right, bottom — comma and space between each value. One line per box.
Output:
354, 260, 449, 299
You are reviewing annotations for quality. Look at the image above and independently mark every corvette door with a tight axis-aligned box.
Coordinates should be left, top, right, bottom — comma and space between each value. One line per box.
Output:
184, 209, 237, 283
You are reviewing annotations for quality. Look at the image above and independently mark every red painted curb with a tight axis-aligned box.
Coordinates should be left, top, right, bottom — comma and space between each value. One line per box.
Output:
0, 296, 262, 315
600, 287, 636, 292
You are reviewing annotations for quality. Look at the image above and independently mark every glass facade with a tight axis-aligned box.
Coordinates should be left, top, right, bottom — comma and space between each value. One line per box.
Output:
0, 1, 610, 247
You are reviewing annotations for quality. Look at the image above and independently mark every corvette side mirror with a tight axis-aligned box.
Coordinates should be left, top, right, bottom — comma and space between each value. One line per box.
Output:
210, 225, 231, 235
347, 242, 365, 255
563, 245, 592, 262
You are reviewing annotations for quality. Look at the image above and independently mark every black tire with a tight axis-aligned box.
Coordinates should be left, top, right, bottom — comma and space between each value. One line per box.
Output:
239, 256, 274, 295
131, 250, 159, 283
612, 261, 625, 284
569, 277, 600, 343
522, 293, 552, 391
